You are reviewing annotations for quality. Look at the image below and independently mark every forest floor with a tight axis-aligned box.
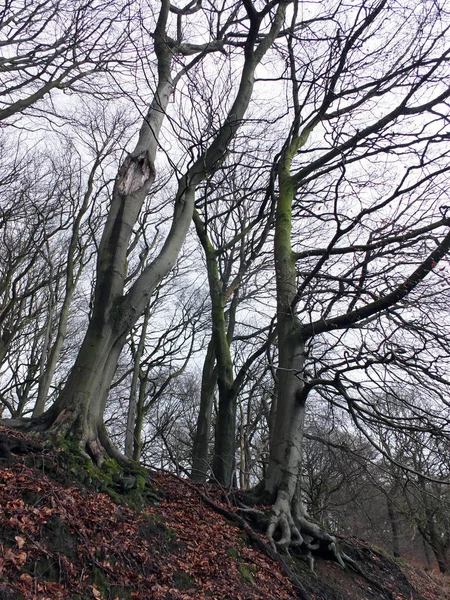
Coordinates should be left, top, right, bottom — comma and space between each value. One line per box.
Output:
0, 426, 448, 600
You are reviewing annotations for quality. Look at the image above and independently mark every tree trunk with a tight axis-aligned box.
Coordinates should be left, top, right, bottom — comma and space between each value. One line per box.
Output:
430, 544, 448, 574
420, 524, 449, 575
386, 494, 401, 559
125, 302, 151, 457
265, 151, 306, 503
261, 139, 346, 567
34, 287, 55, 416
193, 210, 237, 487
191, 338, 217, 481
212, 386, 237, 487
238, 402, 251, 490
422, 537, 434, 571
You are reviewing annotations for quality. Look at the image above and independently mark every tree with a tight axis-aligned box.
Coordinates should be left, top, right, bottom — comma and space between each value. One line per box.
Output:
5, 1, 291, 464
260, 0, 450, 561
191, 158, 275, 485
0, 0, 133, 121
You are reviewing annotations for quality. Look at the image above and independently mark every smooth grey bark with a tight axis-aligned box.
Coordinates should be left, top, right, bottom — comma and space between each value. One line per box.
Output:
125, 302, 151, 458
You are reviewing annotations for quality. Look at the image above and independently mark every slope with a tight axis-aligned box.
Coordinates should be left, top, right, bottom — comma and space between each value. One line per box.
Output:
0, 427, 448, 600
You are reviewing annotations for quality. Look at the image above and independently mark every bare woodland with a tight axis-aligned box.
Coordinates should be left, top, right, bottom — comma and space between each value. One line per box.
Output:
2, 0, 450, 573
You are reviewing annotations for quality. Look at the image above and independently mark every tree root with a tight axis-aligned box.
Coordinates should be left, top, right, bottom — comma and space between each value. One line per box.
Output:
1, 411, 131, 469
237, 490, 352, 573
171, 475, 311, 600
267, 491, 303, 551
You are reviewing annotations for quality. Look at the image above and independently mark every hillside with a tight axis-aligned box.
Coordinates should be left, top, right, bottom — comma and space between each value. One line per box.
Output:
0, 428, 448, 600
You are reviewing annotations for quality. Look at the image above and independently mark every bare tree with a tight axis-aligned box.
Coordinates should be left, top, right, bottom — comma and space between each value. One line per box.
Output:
254, 0, 450, 565
191, 156, 275, 485
6, 1, 291, 464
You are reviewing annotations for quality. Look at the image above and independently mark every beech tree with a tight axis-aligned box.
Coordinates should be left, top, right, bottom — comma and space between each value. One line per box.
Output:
256, 0, 450, 564
191, 159, 275, 485
5, 1, 291, 462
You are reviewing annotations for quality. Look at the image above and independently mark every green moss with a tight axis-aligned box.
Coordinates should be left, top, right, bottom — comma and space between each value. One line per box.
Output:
32, 440, 163, 514
172, 570, 195, 589
141, 514, 180, 551
135, 473, 146, 491
238, 564, 256, 585
22, 490, 42, 505
54, 449, 158, 509
92, 566, 108, 597
225, 546, 239, 559
101, 458, 122, 476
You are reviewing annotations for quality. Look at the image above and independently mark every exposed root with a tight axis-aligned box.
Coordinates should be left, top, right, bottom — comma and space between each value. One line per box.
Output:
98, 425, 132, 468
238, 490, 352, 572
295, 515, 346, 570
2, 410, 130, 469
267, 491, 303, 551
1, 414, 51, 433
174, 476, 311, 600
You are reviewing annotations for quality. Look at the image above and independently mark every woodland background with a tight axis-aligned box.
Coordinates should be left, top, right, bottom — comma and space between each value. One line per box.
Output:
1, 0, 450, 576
